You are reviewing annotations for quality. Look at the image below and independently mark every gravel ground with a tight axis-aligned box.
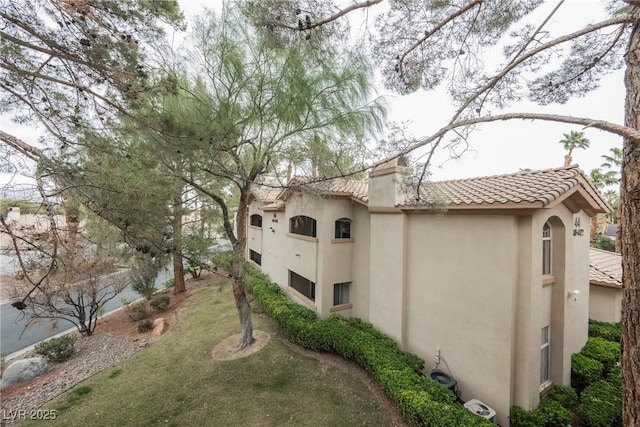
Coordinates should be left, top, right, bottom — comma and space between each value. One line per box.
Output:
0, 332, 154, 427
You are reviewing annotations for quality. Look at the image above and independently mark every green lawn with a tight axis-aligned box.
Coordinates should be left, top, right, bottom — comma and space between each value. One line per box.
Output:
24, 280, 403, 426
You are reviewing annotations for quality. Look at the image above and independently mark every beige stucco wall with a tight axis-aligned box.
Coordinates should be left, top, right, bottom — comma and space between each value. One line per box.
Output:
589, 285, 622, 323
400, 213, 519, 425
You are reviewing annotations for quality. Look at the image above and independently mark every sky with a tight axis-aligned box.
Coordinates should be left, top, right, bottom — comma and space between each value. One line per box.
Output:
0, 0, 625, 193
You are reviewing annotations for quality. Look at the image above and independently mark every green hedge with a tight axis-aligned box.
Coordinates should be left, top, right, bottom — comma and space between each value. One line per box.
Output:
588, 319, 621, 343
247, 273, 492, 426
509, 395, 573, 427
571, 353, 603, 393
545, 384, 578, 410
578, 379, 622, 427
580, 337, 620, 375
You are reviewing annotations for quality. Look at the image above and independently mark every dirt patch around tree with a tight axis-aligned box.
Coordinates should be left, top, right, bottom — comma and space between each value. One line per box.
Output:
211, 329, 271, 361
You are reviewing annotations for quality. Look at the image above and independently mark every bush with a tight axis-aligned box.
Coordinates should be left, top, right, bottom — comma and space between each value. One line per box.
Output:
510, 406, 545, 427
545, 384, 578, 410
537, 398, 573, 427
580, 337, 620, 375
123, 300, 146, 321
509, 398, 572, 427
571, 353, 603, 392
163, 278, 175, 290
578, 379, 622, 427
137, 319, 153, 333
34, 334, 76, 363
593, 234, 616, 252
588, 319, 621, 343
132, 277, 157, 300
150, 295, 171, 312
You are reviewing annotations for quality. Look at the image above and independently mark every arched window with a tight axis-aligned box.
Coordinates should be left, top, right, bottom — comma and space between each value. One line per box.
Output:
542, 222, 551, 275
250, 214, 262, 228
334, 218, 352, 239
289, 215, 317, 237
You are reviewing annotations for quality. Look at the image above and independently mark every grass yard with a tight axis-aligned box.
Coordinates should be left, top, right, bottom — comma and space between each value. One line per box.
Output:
23, 279, 403, 426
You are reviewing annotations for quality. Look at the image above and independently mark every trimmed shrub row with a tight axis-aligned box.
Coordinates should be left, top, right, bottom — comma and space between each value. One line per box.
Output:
247, 273, 491, 426
580, 337, 620, 376
588, 319, 621, 343
509, 385, 574, 427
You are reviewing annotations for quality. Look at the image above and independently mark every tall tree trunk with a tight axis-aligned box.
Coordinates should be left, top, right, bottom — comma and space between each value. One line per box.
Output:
232, 193, 254, 349
621, 9, 640, 426
172, 194, 186, 294
589, 215, 597, 247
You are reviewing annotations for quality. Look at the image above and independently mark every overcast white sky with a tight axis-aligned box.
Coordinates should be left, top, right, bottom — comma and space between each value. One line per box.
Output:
1, 0, 625, 192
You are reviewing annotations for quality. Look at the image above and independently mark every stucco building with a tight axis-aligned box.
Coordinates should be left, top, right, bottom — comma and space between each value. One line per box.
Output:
246, 162, 609, 425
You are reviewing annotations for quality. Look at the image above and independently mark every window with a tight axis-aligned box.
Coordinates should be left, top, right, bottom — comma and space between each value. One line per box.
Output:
542, 223, 551, 275
249, 250, 261, 265
289, 215, 316, 237
540, 326, 550, 385
289, 270, 315, 301
250, 214, 262, 228
333, 282, 350, 305
334, 218, 352, 239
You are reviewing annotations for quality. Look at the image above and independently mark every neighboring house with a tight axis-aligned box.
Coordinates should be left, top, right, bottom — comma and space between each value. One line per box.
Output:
589, 248, 622, 323
246, 162, 609, 426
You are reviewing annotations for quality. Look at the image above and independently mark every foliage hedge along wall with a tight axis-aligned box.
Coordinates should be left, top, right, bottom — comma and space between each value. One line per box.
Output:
244, 271, 492, 426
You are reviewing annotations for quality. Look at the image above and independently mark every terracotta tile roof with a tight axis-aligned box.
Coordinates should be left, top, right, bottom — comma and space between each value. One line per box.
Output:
285, 177, 369, 204
250, 176, 285, 203
253, 165, 609, 213
412, 165, 609, 211
589, 248, 622, 288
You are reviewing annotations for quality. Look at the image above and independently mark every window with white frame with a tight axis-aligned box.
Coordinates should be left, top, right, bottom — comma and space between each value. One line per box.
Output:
334, 218, 352, 239
289, 215, 317, 237
333, 282, 350, 305
540, 326, 550, 385
289, 270, 315, 301
542, 223, 552, 275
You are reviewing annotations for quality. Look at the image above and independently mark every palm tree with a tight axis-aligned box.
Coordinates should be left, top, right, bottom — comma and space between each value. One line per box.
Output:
601, 147, 623, 171
559, 131, 590, 167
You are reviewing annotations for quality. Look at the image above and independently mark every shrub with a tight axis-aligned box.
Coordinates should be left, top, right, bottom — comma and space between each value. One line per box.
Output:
132, 277, 157, 300
510, 406, 545, 427
509, 399, 572, 427
137, 319, 153, 333
123, 300, 146, 321
588, 319, 621, 343
580, 337, 620, 375
537, 398, 573, 427
571, 353, 603, 392
34, 334, 76, 363
545, 384, 578, 410
150, 295, 171, 312
578, 379, 622, 427
163, 278, 175, 290
593, 234, 615, 252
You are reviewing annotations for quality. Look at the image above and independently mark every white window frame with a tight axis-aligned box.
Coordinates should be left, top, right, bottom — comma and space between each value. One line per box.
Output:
542, 223, 552, 276
333, 282, 350, 306
540, 325, 550, 385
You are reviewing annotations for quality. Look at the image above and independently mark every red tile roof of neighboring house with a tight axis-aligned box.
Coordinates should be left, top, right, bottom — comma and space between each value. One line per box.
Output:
589, 248, 622, 288
411, 165, 609, 213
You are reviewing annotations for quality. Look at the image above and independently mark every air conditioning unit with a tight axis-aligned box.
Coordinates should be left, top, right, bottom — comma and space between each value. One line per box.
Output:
464, 399, 496, 423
